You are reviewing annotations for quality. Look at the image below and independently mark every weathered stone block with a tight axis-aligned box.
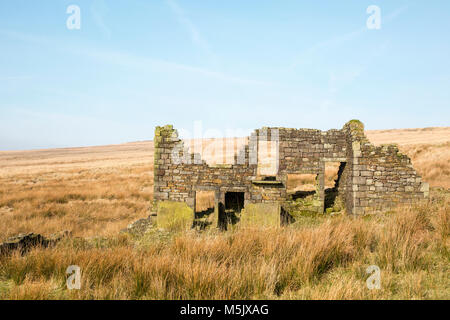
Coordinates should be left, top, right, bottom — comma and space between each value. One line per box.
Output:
240, 203, 280, 228
157, 201, 194, 231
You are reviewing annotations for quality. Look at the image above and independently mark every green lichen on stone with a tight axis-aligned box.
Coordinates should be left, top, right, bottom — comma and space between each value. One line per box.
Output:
154, 127, 162, 170
210, 164, 233, 169
344, 119, 369, 144
289, 209, 319, 219
284, 195, 322, 217
240, 203, 280, 228
296, 195, 320, 207
344, 119, 365, 136
156, 201, 194, 232
380, 143, 399, 152
154, 124, 176, 170
347, 119, 364, 130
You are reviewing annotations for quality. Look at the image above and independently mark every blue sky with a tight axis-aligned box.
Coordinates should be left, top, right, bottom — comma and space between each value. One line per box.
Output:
0, 0, 449, 150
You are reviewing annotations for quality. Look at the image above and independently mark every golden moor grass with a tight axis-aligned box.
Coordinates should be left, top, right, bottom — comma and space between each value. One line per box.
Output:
0, 194, 448, 300
366, 127, 450, 146
0, 127, 449, 299
0, 142, 153, 241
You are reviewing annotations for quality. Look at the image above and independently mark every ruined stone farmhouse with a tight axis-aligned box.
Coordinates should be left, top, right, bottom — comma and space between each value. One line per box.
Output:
153, 120, 429, 229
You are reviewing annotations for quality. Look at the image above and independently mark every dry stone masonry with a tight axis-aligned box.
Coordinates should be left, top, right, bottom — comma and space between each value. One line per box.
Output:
153, 120, 429, 229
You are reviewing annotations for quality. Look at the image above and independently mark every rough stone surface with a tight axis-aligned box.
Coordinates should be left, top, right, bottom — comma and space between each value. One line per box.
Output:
121, 216, 155, 236
153, 120, 429, 227
0, 231, 71, 256
240, 203, 281, 227
156, 201, 194, 231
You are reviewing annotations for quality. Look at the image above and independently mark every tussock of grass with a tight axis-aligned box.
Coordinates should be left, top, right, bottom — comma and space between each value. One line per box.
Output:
0, 192, 448, 300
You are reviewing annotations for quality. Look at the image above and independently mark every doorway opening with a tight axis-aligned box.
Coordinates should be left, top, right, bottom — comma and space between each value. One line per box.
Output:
225, 192, 245, 212
324, 162, 346, 213
219, 192, 244, 230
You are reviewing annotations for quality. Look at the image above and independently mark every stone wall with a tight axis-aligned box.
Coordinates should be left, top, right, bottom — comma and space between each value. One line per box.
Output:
343, 120, 429, 215
154, 125, 256, 210
153, 120, 429, 225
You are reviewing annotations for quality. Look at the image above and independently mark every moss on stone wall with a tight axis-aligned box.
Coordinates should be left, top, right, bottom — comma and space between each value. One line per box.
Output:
346, 119, 364, 132
344, 119, 367, 143
240, 203, 280, 227
156, 201, 194, 232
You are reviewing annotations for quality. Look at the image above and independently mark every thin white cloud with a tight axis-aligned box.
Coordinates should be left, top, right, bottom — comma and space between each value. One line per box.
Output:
290, 27, 366, 69
329, 68, 364, 93
0, 75, 33, 81
0, 29, 50, 44
90, 0, 112, 39
290, 5, 409, 69
71, 46, 271, 86
385, 5, 409, 22
165, 0, 216, 64
0, 28, 271, 87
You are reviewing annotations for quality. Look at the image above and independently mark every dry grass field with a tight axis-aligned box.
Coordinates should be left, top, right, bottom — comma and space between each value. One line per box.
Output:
0, 127, 449, 299
0, 142, 154, 241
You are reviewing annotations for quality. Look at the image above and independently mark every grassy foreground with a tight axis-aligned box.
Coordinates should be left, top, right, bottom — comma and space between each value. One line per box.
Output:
0, 189, 448, 300
0, 128, 449, 299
